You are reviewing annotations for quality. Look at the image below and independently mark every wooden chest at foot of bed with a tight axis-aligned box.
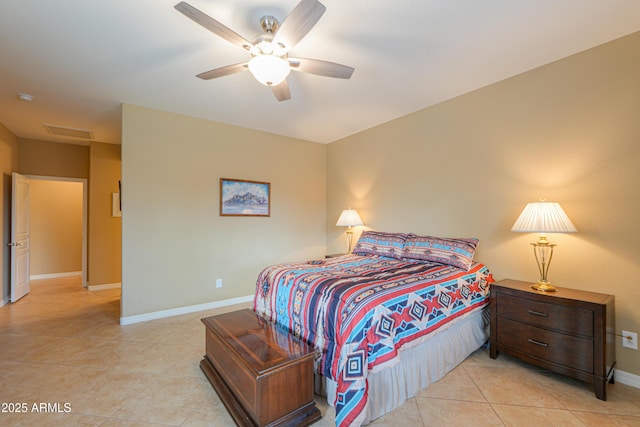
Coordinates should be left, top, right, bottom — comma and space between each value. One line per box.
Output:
200, 309, 321, 427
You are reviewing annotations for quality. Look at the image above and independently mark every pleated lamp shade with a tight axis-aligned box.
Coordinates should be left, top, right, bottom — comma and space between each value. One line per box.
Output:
511, 201, 576, 233
336, 209, 364, 227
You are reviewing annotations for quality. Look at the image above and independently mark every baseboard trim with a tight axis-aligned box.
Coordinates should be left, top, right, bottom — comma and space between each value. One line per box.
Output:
88, 282, 121, 291
119, 295, 254, 325
616, 368, 640, 389
31, 271, 82, 280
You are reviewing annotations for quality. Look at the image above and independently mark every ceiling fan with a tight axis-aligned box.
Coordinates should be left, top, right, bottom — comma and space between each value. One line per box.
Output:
174, 0, 354, 101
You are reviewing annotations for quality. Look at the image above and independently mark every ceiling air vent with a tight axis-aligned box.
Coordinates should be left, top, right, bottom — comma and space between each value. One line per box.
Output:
42, 123, 94, 140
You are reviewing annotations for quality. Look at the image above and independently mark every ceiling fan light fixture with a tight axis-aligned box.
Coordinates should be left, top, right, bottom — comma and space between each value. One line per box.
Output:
248, 55, 290, 86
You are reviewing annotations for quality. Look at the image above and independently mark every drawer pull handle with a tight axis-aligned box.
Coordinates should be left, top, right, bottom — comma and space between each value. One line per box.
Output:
527, 310, 548, 317
528, 338, 548, 347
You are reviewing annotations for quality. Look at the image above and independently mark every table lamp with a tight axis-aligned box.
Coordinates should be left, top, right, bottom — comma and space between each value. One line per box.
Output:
511, 199, 577, 292
336, 209, 363, 253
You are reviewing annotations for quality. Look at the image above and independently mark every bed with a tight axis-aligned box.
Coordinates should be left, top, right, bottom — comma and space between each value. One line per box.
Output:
253, 231, 493, 427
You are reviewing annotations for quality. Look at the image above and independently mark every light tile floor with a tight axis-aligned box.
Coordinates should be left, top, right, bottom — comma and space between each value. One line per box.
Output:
1, 277, 639, 426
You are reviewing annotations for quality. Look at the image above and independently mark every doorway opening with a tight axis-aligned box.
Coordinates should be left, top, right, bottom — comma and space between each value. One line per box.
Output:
27, 175, 87, 288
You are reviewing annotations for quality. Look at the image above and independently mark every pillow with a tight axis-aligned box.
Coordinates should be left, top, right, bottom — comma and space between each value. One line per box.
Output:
402, 235, 479, 271
352, 231, 409, 259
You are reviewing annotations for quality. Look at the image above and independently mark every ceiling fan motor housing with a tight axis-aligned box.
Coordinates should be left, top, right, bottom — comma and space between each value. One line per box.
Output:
260, 15, 279, 33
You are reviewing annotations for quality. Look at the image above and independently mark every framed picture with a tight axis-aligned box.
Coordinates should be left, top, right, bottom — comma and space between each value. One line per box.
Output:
111, 192, 121, 217
220, 178, 271, 217
112, 180, 122, 217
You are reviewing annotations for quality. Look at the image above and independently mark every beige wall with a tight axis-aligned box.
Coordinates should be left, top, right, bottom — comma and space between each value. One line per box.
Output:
0, 123, 19, 304
121, 104, 327, 317
89, 142, 121, 286
327, 32, 640, 377
19, 139, 89, 178
29, 180, 83, 276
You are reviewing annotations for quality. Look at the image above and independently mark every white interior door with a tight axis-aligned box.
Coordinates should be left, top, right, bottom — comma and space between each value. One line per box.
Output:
10, 173, 30, 302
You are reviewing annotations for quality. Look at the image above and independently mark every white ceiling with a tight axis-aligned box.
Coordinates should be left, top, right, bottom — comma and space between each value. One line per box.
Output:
1, 0, 639, 145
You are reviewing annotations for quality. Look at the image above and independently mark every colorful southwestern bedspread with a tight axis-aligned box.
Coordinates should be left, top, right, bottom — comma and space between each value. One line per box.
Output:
253, 254, 493, 427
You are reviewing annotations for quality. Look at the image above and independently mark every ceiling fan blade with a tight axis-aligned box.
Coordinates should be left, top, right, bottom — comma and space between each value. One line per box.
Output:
272, 0, 326, 53
196, 63, 248, 80
175, 2, 252, 51
288, 58, 354, 79
271, 80, 291, 101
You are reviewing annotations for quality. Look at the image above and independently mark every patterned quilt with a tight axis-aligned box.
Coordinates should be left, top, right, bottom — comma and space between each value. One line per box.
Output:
253, 254, 493, 427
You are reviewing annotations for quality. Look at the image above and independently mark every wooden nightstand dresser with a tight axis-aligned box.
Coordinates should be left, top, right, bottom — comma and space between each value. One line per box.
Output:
325, 253, 346, 258
490, 279, 615, 400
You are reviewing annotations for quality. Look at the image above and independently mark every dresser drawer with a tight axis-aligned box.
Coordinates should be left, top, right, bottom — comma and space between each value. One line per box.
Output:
497, 293, 593, 337
497, 317, 593, 373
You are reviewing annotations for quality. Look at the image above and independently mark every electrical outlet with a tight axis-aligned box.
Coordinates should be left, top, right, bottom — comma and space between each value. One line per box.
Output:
622, 330, 638, 350
216, 278, 222, 289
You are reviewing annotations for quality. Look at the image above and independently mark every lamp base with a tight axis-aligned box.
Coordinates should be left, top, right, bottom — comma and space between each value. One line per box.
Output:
530, 281, 558, 292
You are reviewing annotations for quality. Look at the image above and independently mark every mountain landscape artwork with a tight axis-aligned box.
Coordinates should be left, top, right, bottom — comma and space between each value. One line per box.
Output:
220, 178, 270, 217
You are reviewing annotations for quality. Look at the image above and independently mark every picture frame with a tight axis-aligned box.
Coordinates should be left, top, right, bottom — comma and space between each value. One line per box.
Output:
220, 178, 271, 217
111, 192, 121, 217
